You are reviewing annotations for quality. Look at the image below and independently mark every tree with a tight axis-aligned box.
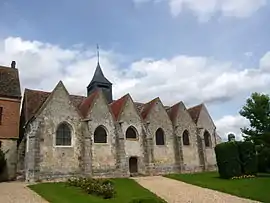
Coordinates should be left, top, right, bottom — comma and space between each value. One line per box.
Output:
240, 92, 270, 171
239, 92, 270, 146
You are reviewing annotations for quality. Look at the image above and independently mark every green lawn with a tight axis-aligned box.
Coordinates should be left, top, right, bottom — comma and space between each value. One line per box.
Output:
165, 172, 270, 203
29, 178, 165, 203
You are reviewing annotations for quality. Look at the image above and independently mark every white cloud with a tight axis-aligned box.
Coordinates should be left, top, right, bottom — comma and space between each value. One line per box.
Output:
2, 37, 270, 105
2, 37, 270, 137
244, 52, 253, 58
133, 0, 151, 3
215, 115, 249, 140
134, 0, 267, 21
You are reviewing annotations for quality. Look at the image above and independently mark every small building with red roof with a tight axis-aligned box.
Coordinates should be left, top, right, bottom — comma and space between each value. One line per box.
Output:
0, 61, 21, 181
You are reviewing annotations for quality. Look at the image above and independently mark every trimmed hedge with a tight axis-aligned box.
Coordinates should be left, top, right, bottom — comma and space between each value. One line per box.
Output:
257, 146, 270, 172
215, 141, 258, 179
237, 141, 258, 175
215, 142, 242, 179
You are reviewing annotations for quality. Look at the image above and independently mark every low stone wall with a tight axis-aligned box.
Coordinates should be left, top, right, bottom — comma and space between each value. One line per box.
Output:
147, 164, 179, 175
92, 167, 129, 178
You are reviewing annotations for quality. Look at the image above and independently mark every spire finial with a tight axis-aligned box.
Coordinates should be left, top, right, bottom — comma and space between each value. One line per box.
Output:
97, 44, 100, 64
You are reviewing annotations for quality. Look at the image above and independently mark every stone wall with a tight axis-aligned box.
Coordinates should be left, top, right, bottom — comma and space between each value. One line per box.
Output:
196, 105, 217, 170
174, 103, 201, 172
17, 136, 26, 174
87, 92, 117, 177
25, 83, 83, 182
119, 97, 146, 175
145, 99, 176, 175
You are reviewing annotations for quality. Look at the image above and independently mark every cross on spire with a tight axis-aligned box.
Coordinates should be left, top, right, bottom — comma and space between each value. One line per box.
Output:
97, 44, 100, 64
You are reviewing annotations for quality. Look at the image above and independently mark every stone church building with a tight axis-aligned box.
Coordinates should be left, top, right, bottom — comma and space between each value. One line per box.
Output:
18, 62, 219, 182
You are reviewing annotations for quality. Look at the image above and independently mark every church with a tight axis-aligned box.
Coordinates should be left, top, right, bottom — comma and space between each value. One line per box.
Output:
18, 61, 219, 182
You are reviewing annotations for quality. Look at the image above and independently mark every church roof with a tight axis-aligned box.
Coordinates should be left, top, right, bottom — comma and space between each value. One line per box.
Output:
167, 102, 181, 122
23, 89, 85, 123
22, 87, 207, 126
109, 94, 128, 120
187, 103, 203, 123
88, 63, 112, 87
79, 90, 99, 118
0, 65, 21, 99
141, 98, 158, 119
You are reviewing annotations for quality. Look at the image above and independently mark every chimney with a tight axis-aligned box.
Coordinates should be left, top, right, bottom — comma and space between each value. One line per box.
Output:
11, 61, 16, 69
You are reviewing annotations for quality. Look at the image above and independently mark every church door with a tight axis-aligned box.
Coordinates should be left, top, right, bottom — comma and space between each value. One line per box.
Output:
129, 157, 138, 174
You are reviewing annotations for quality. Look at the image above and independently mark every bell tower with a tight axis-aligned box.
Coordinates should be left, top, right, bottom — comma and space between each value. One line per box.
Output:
87, 45, 113, 103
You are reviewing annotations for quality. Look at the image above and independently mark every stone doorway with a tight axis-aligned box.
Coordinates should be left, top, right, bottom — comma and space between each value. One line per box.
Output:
129, 157, 138, 175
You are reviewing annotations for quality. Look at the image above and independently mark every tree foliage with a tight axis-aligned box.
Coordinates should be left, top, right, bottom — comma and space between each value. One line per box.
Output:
239, 92, 270, 146
240, 92, 270, 171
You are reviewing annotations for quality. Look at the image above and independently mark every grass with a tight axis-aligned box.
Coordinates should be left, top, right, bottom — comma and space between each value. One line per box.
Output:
29, 178, 165, 203
165, 172, 270, 203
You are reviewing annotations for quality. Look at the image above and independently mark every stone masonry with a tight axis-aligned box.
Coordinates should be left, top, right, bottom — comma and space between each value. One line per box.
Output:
19, 62, 219, 182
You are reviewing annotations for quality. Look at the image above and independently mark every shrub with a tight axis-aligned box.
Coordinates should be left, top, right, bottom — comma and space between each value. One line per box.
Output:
129, 197, 165, 203
0, 149, 6, 174
215, 142, 242, 179
66, 177, 115, 199
257, 147, 270, 172
237, 141, 257, 175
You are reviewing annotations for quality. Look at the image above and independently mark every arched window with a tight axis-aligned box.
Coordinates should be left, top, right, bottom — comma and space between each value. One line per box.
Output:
155, 128, 165, 145
56, 123, 72, 146
126, 126, 137, 139
182, 130, 190, 146
94, 126, 107, 143
204, 130, 211, 147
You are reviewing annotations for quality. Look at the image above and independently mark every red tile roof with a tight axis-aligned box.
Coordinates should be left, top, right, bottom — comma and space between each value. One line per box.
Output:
0, 65, 21, 99
70, 95, 87, 108
167, 102, 180, 122
109, 94, 128, 120
141, 98, 158, 119
79, 90, 99, 118
23, 89, 85, 123
22, 87, 206, 126
23, 89, 50, 123
187, 104, 203, 123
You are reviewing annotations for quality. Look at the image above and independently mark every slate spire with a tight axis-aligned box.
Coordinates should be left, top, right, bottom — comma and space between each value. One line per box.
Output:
87, 45, 113, 103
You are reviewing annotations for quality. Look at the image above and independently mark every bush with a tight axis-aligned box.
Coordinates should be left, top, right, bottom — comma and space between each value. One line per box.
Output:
129, 197, 165, 203
215, 142, 242, 179
237, 141, 257, 175
257, 147, 270, 172
0, 149, 6, 174
67, 177, 115, 199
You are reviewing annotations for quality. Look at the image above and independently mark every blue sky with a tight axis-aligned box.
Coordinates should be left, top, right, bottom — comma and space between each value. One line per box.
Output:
0, 0, 270, 139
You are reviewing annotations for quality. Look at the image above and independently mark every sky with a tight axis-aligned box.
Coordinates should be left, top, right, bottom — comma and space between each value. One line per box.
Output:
0, 0, 270, 140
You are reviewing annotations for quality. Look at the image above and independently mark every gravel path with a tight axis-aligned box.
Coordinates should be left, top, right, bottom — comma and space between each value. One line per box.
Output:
0, 182, 48, 203
133, 176, 260, 203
